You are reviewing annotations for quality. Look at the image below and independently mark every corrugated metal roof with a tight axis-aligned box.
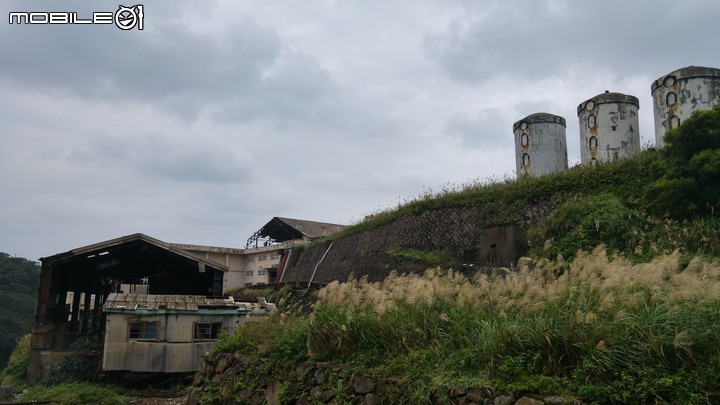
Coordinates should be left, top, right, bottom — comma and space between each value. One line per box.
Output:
104, 293, 257, 311
41, 233, 229, 272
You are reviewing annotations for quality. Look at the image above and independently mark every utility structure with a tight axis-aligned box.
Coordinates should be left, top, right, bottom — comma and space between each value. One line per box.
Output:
577, 91, 640, 165
513, 113, 568, 178
651, 65, 720, 146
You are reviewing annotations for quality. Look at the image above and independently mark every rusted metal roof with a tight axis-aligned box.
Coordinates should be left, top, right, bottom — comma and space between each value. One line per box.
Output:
103, 293, 259, 311
247, 217, 345, 247
41, 233, 229, 272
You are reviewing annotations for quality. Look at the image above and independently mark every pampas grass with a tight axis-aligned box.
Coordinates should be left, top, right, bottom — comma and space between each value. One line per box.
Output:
306, 246, 720, 403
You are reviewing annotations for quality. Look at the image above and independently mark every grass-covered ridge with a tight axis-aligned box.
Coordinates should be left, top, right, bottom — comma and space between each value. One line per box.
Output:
314, 105, 720, 264
328, 149, 657, 243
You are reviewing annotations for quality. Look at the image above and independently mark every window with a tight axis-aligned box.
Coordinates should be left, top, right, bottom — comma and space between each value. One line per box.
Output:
258, 255, 267, 261
258, 270, 266, 276
589, 136, 598, 150
246, 271, 253, 277
666, 92, 677, 106
587, 115, 596, 129
129, 321, 158, 340
522, 153, 530, 167
194, 322, 222, 340
271, 252, 281, 260
245, 282, 253, 287
670, 116, 681, 129
520, 133, 529, 147
245, 256, 255, 262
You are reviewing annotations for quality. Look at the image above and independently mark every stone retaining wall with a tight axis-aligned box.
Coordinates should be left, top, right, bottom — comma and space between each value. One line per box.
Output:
190, 352, 579, 405
281, 202, 560, 286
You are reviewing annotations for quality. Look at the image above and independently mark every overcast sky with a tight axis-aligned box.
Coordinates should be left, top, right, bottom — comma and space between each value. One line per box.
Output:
1, 0, 719, 260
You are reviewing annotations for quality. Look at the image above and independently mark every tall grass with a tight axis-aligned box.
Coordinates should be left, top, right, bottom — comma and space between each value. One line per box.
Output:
306, 248, 720, 403
211, 247, 720, 402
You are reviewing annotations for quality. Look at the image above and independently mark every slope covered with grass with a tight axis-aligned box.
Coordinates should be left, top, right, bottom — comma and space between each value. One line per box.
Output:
201, 107, 720, 404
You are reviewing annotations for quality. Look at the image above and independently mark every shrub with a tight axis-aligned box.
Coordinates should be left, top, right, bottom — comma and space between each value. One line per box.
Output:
40, 336, 103, 385
527, 193, 643, 259
645, 105, 720, 218
18, 382, 130, 405
0, 333, 30, 388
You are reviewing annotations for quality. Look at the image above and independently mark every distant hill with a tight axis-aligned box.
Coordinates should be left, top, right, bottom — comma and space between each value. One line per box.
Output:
0, 253, 39, 369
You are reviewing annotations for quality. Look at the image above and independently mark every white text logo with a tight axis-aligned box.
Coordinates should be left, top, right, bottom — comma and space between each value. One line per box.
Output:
9, 5, 144, 30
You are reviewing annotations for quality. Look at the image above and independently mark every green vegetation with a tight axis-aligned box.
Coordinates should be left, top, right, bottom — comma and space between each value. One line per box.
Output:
210, 251, 720, 403
18, 382, 131, 405
0, 334, 30, 389
0, 252, 39, 369
645, 104, 720, 219
40, 336, 104, 385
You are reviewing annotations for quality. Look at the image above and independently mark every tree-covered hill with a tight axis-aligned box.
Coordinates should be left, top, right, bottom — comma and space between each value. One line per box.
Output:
0, 252, 39, 368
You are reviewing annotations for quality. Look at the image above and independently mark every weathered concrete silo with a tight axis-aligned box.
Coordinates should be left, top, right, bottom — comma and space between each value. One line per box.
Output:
651, 65, 720, 146
577, 91, 640, 165
513, 113, 568, 178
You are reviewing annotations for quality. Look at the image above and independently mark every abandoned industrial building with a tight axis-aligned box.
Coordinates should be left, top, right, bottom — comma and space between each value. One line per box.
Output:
27, 217, 344, 382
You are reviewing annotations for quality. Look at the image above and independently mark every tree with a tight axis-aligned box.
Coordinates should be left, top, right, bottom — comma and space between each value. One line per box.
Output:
0, 253, 40, 369
644, 105, 720, 218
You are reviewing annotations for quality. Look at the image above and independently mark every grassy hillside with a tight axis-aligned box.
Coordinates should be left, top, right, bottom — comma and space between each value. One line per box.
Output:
0, 252, 39, 369
319, 105, 720, 265
199, 107, 720, 403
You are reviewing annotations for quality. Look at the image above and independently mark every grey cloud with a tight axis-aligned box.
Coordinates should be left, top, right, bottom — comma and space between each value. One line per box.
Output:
1, 2, 281, 119
443, 108, 510, 150
423, 0, 720, 83
78, 131, 254, 184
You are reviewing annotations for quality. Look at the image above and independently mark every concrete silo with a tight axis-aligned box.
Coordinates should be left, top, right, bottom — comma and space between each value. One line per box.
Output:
577, 91, 640, 165
513, 113, 568, 178
651, 65, 720, 146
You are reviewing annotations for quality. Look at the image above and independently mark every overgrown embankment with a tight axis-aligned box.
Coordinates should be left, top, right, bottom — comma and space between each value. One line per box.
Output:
195, 107, 720, 404
195, 249, 720, 404
282, 106, 720, 286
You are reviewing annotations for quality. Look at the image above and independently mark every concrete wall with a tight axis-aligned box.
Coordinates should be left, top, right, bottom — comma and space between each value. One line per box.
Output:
281, 206, 527, 286
513, 113, 568, 178
177, 244, 285, 291
103, 311, 258, 373
652, 66, 720, 146
577, 92, 640, 165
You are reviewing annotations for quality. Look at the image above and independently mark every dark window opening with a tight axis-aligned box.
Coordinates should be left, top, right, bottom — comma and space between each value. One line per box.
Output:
129, 321, 158, 340
194, 322, 222, 340
670, 116, 680, 129
589, 136, 598, 150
